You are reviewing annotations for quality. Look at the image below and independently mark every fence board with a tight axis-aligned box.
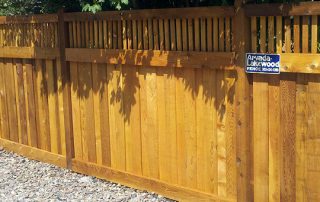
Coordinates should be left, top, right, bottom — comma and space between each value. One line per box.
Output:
140, 66, 159, 179
23, 60, 38, 147
0, 59, 9, 140
107, 64, 126, 170
47, 59, 60, 154
70, 62, 82, 160
268, 75, 281, 202
123, 65, 142, 175
5, 59, 19, 142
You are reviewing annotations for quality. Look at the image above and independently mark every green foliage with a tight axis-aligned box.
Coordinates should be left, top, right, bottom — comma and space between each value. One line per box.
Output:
0, 0, 312, 16
0, 0, 81, 15
0, 0, 40, 15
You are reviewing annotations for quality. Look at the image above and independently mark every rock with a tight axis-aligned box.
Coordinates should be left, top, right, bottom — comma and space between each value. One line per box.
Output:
78, 176, 92, 183
0, 149, 175, 201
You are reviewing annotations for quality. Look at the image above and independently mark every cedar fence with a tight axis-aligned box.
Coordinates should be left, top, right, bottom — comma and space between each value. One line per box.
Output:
0, 1, 319, 201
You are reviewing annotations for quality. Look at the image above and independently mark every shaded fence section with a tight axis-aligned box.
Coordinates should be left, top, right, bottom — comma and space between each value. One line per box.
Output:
0, 15, 67, 167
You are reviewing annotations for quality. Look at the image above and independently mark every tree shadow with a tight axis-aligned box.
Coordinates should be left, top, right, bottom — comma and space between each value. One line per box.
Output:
1, 20, 236, 129
60, 48, 237, 124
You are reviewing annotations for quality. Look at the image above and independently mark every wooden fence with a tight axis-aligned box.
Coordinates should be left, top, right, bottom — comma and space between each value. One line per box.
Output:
247, 3, 320, 202
0, 2, 320, 201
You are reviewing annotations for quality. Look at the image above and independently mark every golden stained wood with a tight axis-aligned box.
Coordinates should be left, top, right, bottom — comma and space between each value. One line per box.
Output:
65, 48, 235, 69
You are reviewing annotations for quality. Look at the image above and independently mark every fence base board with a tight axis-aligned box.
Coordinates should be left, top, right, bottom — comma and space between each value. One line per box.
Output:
0, 138, 67, 168
71, 159, 235, 202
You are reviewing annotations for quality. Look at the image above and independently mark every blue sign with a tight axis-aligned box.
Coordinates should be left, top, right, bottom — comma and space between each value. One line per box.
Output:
246, 53, 280, 74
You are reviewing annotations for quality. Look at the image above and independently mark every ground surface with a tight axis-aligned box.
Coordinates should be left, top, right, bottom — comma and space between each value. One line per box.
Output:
0, 148, 173, 201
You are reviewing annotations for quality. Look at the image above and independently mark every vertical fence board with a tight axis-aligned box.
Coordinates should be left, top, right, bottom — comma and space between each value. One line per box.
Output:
92, 63, 103, 165
4, 60, 19, 142
311, 16, 318, 54
140, 66, 159, 179
225, 70, 236, 198
219, 17, 224, 51
268, 16, 275, 53
285, 17, 291, 53
78, 62, 96, 163
0, 59, 9, 140
123, 65, 142, 175
70, 62, 82, 160
56, 60, 66, 156
225, 17, 231, 52
280, 74, 296, 202
107, 64, 126, 170
253, 74, 269, 202
24, 60, 38, 147
251, 17, 257, 52
34, 59, 50, 151
153, 19, 159, 50
46, 59, 60, 154
268, 75, 281, 202
194, 18, 200, 51
293, 16, 300, 53
276, 16, 282, 53
213, 17, 219, 51
13, 60, 22, 143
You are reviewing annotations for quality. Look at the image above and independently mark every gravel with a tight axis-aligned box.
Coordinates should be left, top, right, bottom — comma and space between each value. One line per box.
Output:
0, 147, 174, 202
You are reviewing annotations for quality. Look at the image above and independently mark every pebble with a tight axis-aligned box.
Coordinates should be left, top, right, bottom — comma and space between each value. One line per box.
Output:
0, 149, 175, 201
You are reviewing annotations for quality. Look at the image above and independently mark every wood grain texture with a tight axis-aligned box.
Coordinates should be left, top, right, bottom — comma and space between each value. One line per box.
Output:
268, 75, 280, 202
23, 60, 38, 147
34, 59, 50, 151
233, 2, 252, 201
65, 48, 235, 70
158, 67, 177, 184
46, 59, 60, 154
72, 159, 236, 202
253, 74, 269, 202
70, 62, 82, 160
0, 138, 66, 168
78, 62, 96, 163
280, 74, 296, 202
140, 66, 159, 179
4, 59, 19, 142
0, 59, 9, 140
107, 64, 126, 171
123, 65, 142, 175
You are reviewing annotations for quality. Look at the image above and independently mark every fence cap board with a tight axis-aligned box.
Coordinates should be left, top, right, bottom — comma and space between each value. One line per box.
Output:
65, 48, 235, 70
280, 53, 320, 74
64, 6, 234, 21
0, 14, 58, 24
0, 47, 60, 59
245, 2, 320, 16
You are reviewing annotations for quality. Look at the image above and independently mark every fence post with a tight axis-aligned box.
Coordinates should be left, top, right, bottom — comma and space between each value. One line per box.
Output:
58, 9, 74, 169
233, 1, 253, 201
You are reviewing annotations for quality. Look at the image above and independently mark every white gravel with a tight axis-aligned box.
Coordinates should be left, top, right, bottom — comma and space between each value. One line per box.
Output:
0, 147, 174, 202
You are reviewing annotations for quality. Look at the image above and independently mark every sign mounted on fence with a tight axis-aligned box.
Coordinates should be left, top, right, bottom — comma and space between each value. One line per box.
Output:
246, 53, 280, 74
